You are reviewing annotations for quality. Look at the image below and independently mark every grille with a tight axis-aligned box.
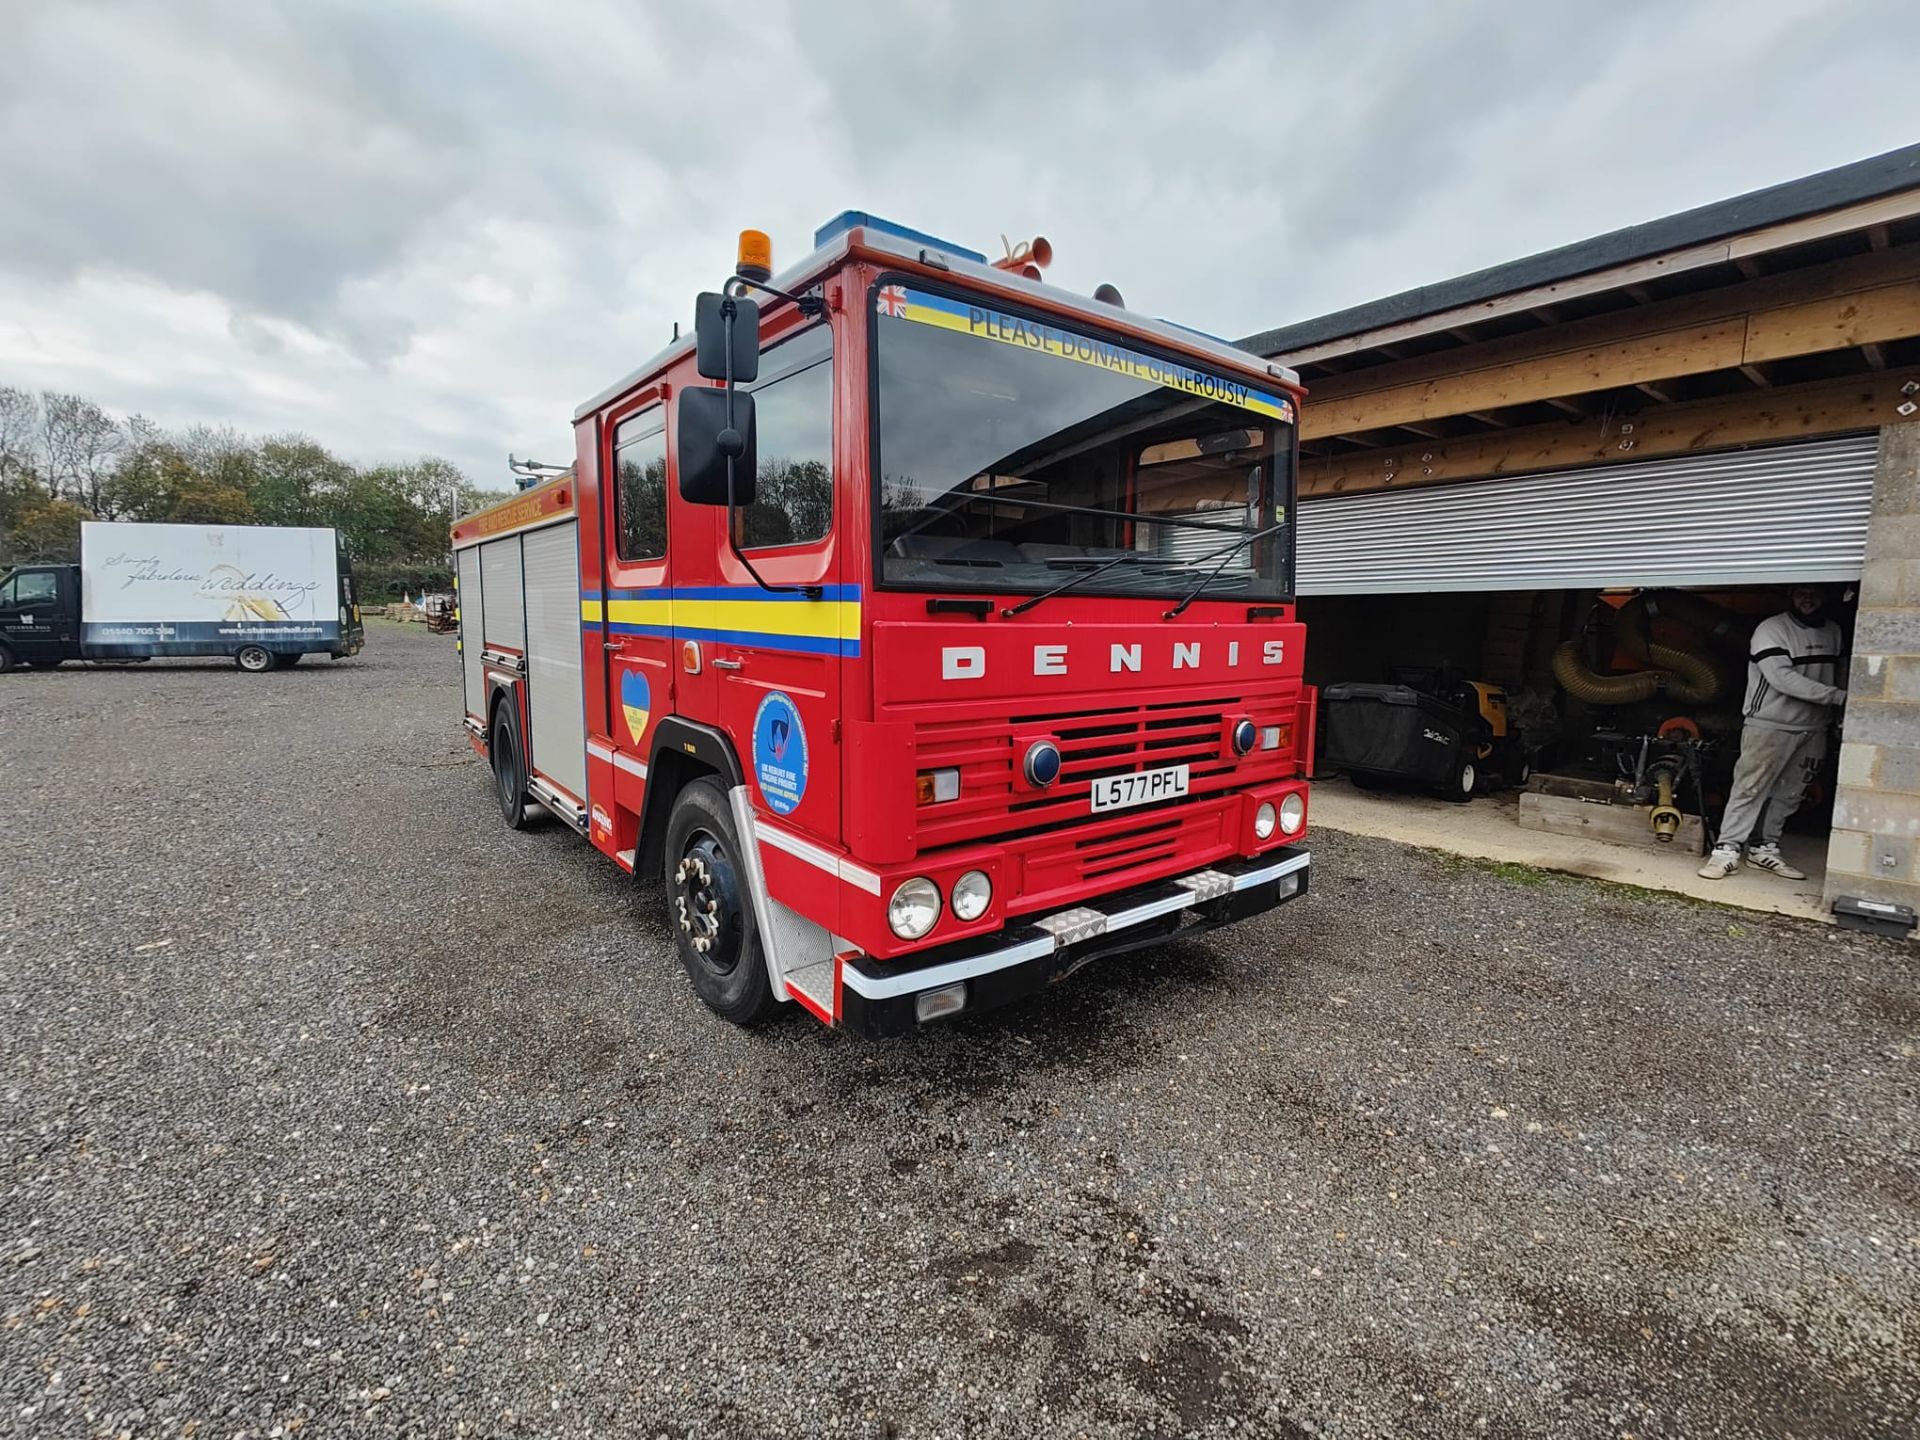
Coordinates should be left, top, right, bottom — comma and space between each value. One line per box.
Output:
911, 691, 1294, 853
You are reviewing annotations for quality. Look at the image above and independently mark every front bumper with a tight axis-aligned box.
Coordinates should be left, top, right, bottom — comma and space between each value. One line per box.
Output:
837, 847, 1309, 1037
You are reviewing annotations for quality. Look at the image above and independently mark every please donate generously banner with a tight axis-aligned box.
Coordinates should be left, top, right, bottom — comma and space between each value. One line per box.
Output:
881, 285, 1295, 424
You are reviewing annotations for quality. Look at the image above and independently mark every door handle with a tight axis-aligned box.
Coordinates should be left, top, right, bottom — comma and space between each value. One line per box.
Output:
711, 658, 744, 670
603, 641, 622, 652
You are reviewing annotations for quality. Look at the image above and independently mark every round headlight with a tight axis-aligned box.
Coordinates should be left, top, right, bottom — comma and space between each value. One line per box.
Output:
1024, 740, 1062, 787
1231, 718, 1257, 756
888, 877, 941, 939
1254, 801, 1277, 839
951, 869, 992, 922
1279, 792, 1306, 835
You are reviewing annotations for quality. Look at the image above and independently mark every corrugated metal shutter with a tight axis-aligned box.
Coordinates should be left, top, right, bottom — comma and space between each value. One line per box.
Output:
522, 522, 587, 803
1297, 434, 1879, 594
1149, 507, 1256, 567
457, 547, 485, 720
480, 535, 525, 650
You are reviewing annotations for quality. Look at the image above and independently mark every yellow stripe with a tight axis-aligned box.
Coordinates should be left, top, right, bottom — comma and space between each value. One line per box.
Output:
590, 597, 860, 642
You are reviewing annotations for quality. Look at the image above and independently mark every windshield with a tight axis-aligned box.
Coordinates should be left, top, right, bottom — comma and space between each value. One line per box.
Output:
873, 283, 1294, 602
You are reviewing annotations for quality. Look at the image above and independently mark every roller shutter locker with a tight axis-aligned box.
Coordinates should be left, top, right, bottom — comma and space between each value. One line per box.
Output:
521, 522, 588, 804
480, 535, 526, 650
457, 547, 485, 720
1297, 434, 1879, 595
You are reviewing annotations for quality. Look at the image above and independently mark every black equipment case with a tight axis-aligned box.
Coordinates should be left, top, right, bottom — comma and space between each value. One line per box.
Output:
1318, 682, 1490, 796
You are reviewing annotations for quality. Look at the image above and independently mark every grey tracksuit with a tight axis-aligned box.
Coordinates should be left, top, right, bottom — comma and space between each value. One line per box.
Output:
1716, 611, 1846, 851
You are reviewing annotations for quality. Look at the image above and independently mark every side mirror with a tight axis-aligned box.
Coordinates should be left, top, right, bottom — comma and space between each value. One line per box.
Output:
677, 388, 756, 506
694, 292, 759, 383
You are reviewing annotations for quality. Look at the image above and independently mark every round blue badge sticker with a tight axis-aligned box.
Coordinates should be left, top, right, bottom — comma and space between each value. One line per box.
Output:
752, 691, 808, 815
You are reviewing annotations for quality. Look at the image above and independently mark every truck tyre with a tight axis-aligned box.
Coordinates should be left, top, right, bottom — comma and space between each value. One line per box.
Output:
236, 644, 275, 673
662, 777, 778, 1027
490, 703, 533, 831
0, 645, 14, 674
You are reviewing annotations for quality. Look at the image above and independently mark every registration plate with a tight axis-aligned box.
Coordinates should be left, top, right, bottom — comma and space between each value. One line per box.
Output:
1089, 763, 1191, 814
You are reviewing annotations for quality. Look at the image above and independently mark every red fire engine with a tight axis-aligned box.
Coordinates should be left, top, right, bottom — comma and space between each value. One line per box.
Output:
453, 214, 1312, 1036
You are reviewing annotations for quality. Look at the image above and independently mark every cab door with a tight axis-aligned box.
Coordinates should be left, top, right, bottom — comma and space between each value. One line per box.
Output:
704, 319, 847, 848
0, 567, 75, 663
600, 401, 675, 782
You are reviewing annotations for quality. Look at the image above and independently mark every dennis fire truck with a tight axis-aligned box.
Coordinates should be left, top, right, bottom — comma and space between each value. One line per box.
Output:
453, 214, 1311, 1035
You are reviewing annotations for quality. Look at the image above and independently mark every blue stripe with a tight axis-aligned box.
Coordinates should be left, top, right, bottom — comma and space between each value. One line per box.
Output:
604, 620, 859, 658
582, 583, 861, 603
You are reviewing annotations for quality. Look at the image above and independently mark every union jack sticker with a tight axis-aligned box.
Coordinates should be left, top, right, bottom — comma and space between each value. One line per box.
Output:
876, 285, 909, 318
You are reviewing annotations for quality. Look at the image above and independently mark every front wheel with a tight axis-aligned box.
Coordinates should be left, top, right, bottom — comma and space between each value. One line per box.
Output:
662, 778, 778, 1027
236, 644, 275, 673
0, 645, 15, 675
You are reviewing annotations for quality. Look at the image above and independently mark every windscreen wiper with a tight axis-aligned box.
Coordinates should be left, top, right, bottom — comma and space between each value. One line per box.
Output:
1001, 553, 1181, 618
1161, 521, 1289, 620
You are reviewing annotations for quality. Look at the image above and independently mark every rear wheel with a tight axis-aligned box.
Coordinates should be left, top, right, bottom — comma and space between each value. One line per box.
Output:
491, 703, 532, 830
662, 778, 777, 1027
236, 644, 274, 673
0, 645, 15, 674
1444, 758, 1477, 803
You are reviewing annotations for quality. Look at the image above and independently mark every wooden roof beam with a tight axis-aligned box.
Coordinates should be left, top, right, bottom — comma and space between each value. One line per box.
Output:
1739, 363, 1774, 387
1636, 380, 1679, 403
1298, 365, 1920, 498
1543, 396, 1590, 416
1300, 247, 1920, 438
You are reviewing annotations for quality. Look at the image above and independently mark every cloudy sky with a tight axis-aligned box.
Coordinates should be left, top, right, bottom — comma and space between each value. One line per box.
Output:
1, 0, 1912, 482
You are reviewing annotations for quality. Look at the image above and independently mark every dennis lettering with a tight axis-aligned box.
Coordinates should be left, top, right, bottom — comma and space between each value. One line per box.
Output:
942, 638, 1285, 679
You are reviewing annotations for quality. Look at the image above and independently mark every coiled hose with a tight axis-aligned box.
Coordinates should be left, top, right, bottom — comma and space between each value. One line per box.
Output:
1551, 590, 1743, 706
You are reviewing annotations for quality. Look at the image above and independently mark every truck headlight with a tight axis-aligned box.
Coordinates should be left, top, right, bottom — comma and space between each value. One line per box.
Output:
1279, 792, 1306, 835
888, 877, 941, 939
1254, 802, 1277, 839
951, 870, 992, 922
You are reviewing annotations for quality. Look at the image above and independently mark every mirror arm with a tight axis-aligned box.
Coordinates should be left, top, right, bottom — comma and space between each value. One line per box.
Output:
718, 297, 824, 603
727, 273, 828, 319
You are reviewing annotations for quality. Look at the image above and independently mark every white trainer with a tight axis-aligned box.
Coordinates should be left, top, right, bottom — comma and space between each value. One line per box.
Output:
1697, 846, 1741, 880
1747, 845, 1807, 881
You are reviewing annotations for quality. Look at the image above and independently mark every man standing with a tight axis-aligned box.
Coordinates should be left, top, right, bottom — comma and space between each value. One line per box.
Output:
1699, 585, 1847, 880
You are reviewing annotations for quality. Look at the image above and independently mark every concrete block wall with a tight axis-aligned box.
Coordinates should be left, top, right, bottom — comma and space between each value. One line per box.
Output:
1826, 422, 1920, 915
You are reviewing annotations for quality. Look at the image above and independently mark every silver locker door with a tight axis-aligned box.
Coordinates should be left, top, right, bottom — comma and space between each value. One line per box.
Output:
457, 546, 485, 721
521, 522, 588, 802
480, 535, 525, 651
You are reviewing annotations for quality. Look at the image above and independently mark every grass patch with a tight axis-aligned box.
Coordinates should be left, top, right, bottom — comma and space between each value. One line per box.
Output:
1433, 852, 1552, 887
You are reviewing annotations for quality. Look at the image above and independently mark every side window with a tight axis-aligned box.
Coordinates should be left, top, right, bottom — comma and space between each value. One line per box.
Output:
735, 326, 833, 550
4, 572, 55, 608
614, 412, 668, 562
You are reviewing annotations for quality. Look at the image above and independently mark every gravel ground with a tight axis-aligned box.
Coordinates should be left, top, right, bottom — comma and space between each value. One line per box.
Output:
2, 622, 1915, 1439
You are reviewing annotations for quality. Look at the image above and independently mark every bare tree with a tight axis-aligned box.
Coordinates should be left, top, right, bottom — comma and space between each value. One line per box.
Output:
0, 386, 40, 486
41, 392, 124, 511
